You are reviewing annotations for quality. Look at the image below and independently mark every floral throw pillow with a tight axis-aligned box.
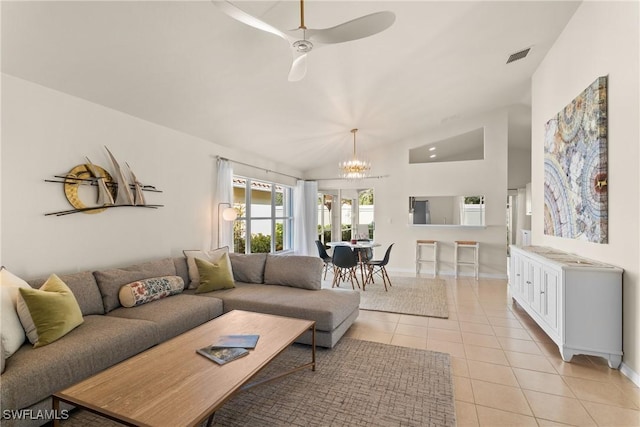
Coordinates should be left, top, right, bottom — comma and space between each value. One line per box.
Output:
118, 276, 184, 308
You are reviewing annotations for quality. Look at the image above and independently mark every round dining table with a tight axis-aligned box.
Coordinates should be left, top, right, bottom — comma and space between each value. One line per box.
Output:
326, 241, 381, 250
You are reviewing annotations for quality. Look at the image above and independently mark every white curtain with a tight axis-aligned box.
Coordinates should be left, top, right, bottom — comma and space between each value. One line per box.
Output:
215, 158, 234, 250
294, 180, 318, 256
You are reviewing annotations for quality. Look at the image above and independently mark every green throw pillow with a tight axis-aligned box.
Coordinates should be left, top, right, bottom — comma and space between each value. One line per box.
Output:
18, 274, 84, 348
194, 253, 235, 293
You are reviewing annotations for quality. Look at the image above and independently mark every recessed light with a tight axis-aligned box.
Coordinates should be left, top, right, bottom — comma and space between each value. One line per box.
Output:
429, 147, 436, 151
430, 154, 436, 158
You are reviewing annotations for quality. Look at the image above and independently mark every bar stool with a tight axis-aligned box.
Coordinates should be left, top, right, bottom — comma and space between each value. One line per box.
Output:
454, 240, 479, 279
416, 240, 438, 277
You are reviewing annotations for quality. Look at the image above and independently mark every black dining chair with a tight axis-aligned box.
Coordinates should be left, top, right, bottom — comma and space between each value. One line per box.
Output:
315, 240, 333, 279
354, 247, 373, 287
331, 245, 361, 290
365, 243, 394, 291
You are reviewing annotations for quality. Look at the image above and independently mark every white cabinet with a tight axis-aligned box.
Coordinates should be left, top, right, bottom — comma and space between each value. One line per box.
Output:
541, 267, 559, 330
525, 183, 532, 216
509, 245, 623, 368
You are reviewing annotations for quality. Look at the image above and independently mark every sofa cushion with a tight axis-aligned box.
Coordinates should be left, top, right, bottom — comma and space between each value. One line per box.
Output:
27, 270, 104, 316
0, 268, 30, 360
183, 247, 229, 289
173, 257, 190, 288
17, 274, 84, 348
195, 255, 235, 293
191, 283, 360, 332
229, 253, 267, 284
93, 258, 177, 313
0, 315, 159, 411
108, 294, 224, 342
118, 276, 184, 308
263, 254, 323, 290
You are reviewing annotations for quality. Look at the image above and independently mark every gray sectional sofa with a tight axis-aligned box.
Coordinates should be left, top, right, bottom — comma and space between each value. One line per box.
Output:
1, 253, 360, 427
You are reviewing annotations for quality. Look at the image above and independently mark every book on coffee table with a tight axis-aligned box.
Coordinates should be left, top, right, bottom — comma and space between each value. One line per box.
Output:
210, 334, 260, 349
196, 346, 249, 365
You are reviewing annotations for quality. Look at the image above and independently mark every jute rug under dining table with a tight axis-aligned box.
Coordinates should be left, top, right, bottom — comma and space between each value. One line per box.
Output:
61, 338, 456, 427
323, 275, 449, 319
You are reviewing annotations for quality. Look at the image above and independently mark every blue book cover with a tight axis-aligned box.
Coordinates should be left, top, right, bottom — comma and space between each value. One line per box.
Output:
210, 334, 260, 349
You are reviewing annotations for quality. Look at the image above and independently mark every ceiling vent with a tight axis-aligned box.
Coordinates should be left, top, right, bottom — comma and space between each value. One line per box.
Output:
506, 47, 531, 64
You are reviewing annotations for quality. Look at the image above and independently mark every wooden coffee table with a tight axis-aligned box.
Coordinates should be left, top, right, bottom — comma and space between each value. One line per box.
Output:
53, 310, 315, 426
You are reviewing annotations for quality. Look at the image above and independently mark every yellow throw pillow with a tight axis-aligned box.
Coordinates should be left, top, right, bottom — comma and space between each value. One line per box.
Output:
194, 253, 235, 293
17, 274, 84, 348
183, 247, 230, 289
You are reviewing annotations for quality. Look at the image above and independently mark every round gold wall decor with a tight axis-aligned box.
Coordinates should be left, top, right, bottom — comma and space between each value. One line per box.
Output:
64, 164, 116, 214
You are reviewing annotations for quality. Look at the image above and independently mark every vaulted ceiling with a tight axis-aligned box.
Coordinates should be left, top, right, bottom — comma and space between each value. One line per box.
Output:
2, 1, 580, 172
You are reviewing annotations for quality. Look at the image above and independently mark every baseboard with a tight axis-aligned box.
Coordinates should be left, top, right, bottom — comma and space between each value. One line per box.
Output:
386, 267, 507, 280
620, 362, 640, 387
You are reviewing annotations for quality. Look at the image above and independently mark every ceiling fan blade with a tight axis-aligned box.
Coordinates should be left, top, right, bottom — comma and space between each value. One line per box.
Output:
288, 52, 307, 82
214, 1, 291, 42
306, 11, 396, 44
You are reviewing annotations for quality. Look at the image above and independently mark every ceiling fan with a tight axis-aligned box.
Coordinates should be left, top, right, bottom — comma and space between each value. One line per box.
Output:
214, 0, 395, 82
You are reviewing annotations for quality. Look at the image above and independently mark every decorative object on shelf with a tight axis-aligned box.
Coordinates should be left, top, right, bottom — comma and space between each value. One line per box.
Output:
45, 147, 162, 216
339, 128, 371, 179
544, 76, 608, 243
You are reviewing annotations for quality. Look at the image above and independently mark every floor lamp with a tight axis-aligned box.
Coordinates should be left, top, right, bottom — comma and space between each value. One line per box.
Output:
218, 202, 238, 248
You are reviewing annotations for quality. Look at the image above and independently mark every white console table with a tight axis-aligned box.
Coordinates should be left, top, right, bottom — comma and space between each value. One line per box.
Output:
509, 245, 623, 368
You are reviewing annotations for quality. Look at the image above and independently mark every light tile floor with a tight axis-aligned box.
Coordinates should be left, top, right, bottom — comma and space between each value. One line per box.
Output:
343, 276, 640, 426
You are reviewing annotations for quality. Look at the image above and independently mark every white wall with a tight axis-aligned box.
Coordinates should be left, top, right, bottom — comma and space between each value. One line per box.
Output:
309, 108, 509, 278
507, 104, 532, 190
0, 74, 301, 278
508, 147, 532, 190
531, 2, 640, 377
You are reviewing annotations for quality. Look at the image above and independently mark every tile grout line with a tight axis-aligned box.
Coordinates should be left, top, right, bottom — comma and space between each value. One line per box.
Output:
353, 276, 640, 426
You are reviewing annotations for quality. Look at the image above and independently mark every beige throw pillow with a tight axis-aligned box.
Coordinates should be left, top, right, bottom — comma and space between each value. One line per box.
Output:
0, 267, 31, 359
183, 247, 230, 289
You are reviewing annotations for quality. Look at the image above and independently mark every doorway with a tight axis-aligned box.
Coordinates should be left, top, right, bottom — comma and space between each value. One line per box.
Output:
317, 189, 374, 245
507, 188, 531, 255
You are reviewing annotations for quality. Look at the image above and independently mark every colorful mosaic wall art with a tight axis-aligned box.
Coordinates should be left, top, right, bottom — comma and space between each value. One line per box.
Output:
544, 76, 608, 243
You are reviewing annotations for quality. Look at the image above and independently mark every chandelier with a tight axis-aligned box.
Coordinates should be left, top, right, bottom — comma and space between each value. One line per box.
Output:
339, 129, 371, 179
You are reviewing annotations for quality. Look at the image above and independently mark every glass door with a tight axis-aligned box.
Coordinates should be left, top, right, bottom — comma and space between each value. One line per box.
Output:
357, 189, 374, 239
318, 189, 375, 244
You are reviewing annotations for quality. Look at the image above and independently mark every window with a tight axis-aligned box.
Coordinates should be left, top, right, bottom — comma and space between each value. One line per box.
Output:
317, 189, 374, 244
232, 177, 293, 254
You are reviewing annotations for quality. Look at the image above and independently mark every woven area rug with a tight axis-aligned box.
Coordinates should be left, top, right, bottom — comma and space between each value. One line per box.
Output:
62, 338, 455, 427
324, 275, 449, 318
